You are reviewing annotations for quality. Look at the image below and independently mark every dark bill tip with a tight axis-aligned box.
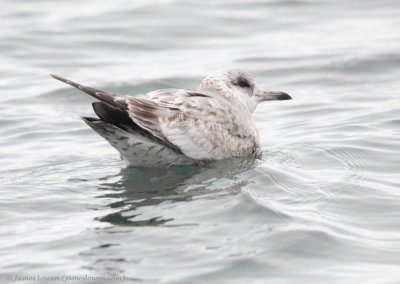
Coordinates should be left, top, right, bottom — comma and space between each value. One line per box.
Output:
277, 92, 292, 100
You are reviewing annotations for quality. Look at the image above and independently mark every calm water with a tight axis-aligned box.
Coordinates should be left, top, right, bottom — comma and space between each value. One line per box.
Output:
1, 0, 400, 283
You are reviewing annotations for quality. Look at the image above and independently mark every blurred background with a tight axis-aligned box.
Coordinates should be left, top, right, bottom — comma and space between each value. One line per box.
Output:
1, 0, 400, 283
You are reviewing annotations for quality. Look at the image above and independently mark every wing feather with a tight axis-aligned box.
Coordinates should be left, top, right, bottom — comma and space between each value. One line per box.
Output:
51, 75, 183, 154
50, 74, 128, 110
127, 89, 260, 160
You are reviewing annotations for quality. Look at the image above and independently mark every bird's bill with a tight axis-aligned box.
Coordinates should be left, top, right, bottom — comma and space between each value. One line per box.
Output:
255, 88, 292, 102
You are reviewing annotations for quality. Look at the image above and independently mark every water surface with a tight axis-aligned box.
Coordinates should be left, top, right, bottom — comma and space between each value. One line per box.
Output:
1, 0, 400, 283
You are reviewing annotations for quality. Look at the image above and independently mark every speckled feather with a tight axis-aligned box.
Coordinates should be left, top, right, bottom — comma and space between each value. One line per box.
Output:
81, 117, 195, 167
127, 89, 260, 160
51, 69, 291, 166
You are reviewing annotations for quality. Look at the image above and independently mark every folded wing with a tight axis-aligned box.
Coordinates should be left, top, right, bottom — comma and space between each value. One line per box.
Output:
127, 89, 261, 160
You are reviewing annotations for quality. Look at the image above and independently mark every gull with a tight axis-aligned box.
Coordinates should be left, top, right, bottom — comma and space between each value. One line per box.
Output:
51, 69, 291, 167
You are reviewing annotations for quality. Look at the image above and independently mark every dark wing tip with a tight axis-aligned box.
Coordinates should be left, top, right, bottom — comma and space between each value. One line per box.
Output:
50, 74, 81, 89
92, 101, 132, 124
51, 74, 128, 111
50, 74, 105, 100
50, 74, 68, 82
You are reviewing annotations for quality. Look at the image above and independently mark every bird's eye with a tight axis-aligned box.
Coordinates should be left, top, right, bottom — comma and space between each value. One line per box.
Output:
237, 79, 250, 88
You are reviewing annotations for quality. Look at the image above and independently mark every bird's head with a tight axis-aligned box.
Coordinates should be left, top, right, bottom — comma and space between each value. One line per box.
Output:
197, 69, 291, 113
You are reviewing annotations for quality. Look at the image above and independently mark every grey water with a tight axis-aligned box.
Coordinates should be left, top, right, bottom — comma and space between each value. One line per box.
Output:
1, 0, 400, 283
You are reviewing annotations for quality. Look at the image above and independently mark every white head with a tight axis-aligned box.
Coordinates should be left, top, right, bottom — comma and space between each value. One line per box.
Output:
197, 69, 291, 113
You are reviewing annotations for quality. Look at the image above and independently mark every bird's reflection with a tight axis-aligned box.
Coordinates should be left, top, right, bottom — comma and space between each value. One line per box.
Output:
96, 156, 259, 227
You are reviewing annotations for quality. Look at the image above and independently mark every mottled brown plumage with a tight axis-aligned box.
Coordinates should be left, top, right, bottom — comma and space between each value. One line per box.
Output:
51, 69, 291, 166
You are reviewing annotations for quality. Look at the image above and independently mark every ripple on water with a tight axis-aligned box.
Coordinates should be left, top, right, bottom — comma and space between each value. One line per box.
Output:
2, 0, 400, 282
